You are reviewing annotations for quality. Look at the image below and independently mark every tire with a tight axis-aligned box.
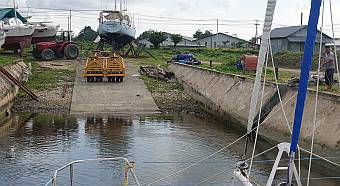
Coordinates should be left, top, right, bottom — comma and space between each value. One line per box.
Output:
41, 49, 55, 61
64, 44, 79, 60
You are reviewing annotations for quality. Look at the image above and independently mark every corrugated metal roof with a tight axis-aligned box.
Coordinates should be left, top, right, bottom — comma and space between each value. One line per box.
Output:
271, 25, 307, 38
0, 8, 27, 23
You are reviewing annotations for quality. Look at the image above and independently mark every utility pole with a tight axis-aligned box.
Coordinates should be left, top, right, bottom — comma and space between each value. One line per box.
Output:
300, 12, 303, 25
216, 19, 219, 48
254, 19, 260, 47
69, 10, 72, 41
67, 17, 70, 31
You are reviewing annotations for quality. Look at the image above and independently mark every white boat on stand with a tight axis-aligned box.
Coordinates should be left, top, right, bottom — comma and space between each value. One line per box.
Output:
28, 22, 60, 44
97, 0, 136, 49
2, 17, 35, 50
0, 21, 5, 48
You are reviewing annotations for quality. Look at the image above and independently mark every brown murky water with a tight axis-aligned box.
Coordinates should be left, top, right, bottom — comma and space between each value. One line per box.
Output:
0, 113, 338, 186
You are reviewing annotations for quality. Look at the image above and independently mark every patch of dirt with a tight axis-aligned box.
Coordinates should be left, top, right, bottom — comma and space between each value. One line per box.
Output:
150, 84, 213, 118
38, 60, 77, 70
12, 83, 73, 114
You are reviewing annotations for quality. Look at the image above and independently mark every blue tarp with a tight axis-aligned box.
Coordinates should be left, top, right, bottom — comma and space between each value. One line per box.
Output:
0, 8, 27, 22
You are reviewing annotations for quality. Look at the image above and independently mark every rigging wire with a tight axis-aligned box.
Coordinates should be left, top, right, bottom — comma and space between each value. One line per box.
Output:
195, 145, 278, 186
248, 46, 270, 180
307, 1, 325, 185
328, 0, 340, 89
145, 92, 298, 186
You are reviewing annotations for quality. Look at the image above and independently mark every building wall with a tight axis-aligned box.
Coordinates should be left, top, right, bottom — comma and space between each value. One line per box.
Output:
195, 34, 248, 48
138, 36, 197, 48
270, 38, 289, 54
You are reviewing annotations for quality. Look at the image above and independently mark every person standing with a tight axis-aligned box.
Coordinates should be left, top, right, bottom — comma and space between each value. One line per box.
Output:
323, 46, 335, 91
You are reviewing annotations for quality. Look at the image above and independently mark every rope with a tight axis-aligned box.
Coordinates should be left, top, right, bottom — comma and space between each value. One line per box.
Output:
248, 46, 269, 180
300, 147, 340, 168
195, 145, 277, 186
329, 0, 340, 89
307, 1, 325, 185
268, 37, 292, 133
145, 90, 298, 186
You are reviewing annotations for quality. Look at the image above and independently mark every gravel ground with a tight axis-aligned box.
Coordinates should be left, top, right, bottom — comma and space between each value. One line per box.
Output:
146, 78, 214, 118
12, 83, 73, 114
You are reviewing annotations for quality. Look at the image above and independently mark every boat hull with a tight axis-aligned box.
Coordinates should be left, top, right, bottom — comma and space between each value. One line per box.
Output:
2, 24, 35, 50
0, 34, 5, 48
32, 35, 56, 44
98, 21, 136, 48
31, 25, 58, 44
2, 35, 32, 50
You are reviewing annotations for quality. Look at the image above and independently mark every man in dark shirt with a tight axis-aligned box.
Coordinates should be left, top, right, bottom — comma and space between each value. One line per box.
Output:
323, 46, 335, 91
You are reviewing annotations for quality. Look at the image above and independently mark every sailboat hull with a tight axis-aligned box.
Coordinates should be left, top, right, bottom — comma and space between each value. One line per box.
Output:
98, 20, 136, 47
2, 23, 35, 50
31, 25, 59, 44
0, 35, 5, 48
3, 35, 32, 50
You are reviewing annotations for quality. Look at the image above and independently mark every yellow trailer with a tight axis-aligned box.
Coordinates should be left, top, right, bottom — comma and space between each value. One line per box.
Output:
84, 51, 127, 82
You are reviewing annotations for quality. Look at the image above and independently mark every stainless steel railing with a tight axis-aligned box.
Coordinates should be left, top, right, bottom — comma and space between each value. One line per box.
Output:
45, 157, 140, 186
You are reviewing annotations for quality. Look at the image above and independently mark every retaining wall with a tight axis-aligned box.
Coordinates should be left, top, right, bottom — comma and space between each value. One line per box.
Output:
169, 63, 340, 152
0, 61, 30, 122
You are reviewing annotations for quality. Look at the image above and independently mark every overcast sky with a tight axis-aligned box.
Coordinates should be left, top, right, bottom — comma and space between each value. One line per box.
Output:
1, 0, 340, 40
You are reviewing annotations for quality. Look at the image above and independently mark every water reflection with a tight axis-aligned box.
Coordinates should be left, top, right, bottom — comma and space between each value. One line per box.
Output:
0, 114, 338, 186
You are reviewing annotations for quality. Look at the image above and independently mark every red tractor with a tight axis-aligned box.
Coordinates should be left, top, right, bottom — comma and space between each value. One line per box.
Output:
33, 31, 79, 60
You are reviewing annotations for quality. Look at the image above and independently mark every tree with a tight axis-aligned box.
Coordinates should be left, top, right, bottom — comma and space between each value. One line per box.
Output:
193, 29, 203, 39
147, 31, 167, 48
193, 29, 213, 39
249, 37, 256, 44
137, 30, 152, 40
203, 30, 213, 38
75, 26, 97, 42
170, 34, 183, 48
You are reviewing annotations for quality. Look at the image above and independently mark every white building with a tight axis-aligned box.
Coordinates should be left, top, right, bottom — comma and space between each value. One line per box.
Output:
137, 32, 198, 48
195, 33, 253, 48
137, 32, 253, 48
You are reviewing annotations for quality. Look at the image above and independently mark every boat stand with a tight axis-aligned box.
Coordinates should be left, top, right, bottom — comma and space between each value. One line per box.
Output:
266, 142, 302, 186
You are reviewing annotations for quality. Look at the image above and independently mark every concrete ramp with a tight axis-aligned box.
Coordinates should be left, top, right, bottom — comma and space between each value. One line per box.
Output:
70, 61, 160, 115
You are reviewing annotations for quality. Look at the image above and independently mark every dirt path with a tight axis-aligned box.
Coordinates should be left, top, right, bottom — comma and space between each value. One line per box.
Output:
70, 61, 160, 115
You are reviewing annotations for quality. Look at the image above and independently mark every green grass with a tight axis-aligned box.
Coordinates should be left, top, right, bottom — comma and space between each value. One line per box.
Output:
1, 50, 75, 92
27, 67, 74, 91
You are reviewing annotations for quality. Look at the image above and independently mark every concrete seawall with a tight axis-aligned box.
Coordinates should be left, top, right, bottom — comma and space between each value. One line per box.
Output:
0, 61, 30, 122
169, 63, 340, 152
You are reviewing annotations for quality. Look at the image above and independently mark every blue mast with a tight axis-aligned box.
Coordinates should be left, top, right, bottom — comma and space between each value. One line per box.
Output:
288, 0, 322, 184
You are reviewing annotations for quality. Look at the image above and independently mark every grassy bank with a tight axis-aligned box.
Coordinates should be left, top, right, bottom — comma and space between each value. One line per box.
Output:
129, 47, 340, 93
0, 50, 75, 92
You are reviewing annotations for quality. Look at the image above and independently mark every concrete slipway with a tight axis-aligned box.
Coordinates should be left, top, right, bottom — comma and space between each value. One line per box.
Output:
70, 61, 160, 115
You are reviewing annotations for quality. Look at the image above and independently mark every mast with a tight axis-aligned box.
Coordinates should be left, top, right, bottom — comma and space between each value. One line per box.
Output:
244, 0, 276, 155
120, 0, 122, 12
13, 0, 18, 25
287, 0, 322, 185
114, 0, 117, 10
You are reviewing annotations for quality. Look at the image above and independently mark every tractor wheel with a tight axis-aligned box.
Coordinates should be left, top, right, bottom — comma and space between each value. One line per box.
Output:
65, 44, 79, 60
41, 49, 55, 61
